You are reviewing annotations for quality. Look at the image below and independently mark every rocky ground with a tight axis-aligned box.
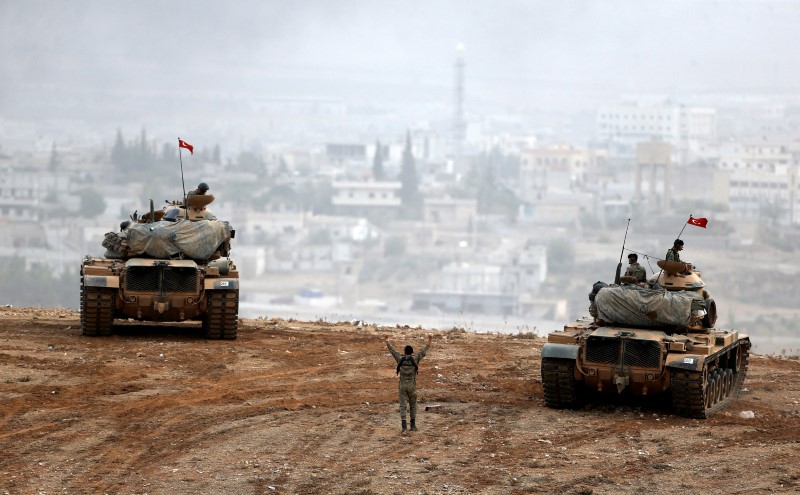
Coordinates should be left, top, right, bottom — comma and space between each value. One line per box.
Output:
1, 307, 799, 495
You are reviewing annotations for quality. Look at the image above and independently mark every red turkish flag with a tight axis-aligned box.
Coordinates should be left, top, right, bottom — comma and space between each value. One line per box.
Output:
687, 216, 708, 228
178, 139, 194, 154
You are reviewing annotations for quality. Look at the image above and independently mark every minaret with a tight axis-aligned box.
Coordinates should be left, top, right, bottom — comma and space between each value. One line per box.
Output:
453, 42, 466, 174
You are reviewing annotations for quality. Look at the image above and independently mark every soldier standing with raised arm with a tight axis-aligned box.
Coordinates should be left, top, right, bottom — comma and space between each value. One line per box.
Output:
386, 334, 432, 434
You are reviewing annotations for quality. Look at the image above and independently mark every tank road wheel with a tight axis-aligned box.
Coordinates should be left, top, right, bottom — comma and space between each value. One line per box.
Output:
723, 369, 734, 397
714, 370, 725, 404
541, 357, 580, 409
80, 282, 115, 337
203, 290, 239, 340
705, 372, 717, 408
671, 339, 751, 418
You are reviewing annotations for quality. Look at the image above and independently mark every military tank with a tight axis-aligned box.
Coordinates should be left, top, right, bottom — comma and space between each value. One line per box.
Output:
80, 193, 239, 339
541, 259, 750, 418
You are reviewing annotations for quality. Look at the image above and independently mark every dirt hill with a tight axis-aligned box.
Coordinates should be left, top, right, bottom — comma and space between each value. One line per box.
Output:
1, 307, 799, 494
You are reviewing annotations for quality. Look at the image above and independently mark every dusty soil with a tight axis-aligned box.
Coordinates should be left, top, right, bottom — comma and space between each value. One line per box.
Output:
1, 307, 799, 495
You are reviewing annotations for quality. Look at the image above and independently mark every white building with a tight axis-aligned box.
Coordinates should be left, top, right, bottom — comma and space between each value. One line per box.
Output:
0, 166, 71, 222
331, 181, 403, 220
596, 101, 717, 163
698, 138, 800, 224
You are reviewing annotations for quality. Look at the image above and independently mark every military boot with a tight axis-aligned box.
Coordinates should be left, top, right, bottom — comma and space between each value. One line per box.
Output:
410, 419, 418, 432
401, 420, 407, 434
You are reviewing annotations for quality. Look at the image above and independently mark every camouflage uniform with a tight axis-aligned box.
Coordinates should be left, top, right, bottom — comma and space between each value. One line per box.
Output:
387, 341, 430, 430
624, 262, 646, 282
187, 182, 209, 198
666, 248, 681, 262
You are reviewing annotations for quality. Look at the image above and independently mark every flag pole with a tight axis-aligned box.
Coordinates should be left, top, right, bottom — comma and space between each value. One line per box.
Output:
675, 213, 691, 240
178, 137, 187, 207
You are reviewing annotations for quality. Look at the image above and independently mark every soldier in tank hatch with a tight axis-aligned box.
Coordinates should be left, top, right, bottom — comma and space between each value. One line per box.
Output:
187, 182, 209, 198
665, 239, 692, 275
624, 253, 646, 283
666, 238, 684, 262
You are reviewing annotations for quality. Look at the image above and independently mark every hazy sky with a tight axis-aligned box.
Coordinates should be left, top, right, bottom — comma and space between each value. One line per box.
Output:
2, 0, 800, 120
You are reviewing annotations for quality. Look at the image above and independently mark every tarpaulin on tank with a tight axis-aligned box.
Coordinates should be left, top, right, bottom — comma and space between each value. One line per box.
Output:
594, 285, 700, 328
125, 220, 231, 260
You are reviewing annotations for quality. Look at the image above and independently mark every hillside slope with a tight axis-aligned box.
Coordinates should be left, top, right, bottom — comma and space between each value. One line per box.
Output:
1, 307, 799, 494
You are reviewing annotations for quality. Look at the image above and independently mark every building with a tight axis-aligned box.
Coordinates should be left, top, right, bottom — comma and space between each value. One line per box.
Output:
698, 138, 799, 224
0, 166, 71, 222
423, 197, 477, 229
411, 244, 548, 316
518, 145, 605, 197
596, 101, 717, 163
330, 181, 403, 221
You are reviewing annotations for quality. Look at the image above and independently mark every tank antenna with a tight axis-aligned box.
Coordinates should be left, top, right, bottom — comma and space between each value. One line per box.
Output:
614, 218, 631, 284
178, 137, 187, 207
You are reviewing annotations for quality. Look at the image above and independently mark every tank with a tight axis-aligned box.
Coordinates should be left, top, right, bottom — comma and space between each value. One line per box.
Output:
79, 193, 240, 339
541, 260, 750, 418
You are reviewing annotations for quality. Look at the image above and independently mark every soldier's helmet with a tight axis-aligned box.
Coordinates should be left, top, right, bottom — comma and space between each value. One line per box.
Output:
197, 182, 209, 192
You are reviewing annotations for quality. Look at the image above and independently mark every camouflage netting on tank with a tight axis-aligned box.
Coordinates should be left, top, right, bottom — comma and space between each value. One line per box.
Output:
594, 285, 701, 328
105, 220, 232, 260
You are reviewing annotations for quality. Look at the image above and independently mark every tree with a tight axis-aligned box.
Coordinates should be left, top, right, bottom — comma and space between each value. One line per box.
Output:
231, 151, 265, 174
159, 142, 174, 165
399, 131, 420, 216
139, 128, 149, 157
547, 238, 575, 274
759, 199, 786, 228
212, 144, 222, 165
277, 157, 290, 177
372, 140, 385, 181
78, 188, 107, 218
48, 142, 59, 172
384, 236, 407, 257
471, 152, 520, 218
309, 179, 334, 214
111, 128, 126, 169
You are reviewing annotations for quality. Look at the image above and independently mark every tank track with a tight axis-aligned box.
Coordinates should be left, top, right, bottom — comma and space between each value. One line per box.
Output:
671, 339, 751, 418
80, 280, 115, 337
541, 357, 580, 408
203, 290, 238, 340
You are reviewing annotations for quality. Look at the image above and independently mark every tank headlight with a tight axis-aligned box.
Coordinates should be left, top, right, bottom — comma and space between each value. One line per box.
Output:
587, 368, 597, 376
186, 297, 194, 304
646, 373, 656, 381
127, 295, 137, 303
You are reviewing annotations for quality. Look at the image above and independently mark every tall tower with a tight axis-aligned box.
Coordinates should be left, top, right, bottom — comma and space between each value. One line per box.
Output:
452, 42, 466, 174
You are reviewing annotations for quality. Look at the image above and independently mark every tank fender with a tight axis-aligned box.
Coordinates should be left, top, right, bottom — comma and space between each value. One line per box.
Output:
204, 278, 239, 290
541, 343, 581, 360
665, 354, 705, 372
84, 275, 120, 288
